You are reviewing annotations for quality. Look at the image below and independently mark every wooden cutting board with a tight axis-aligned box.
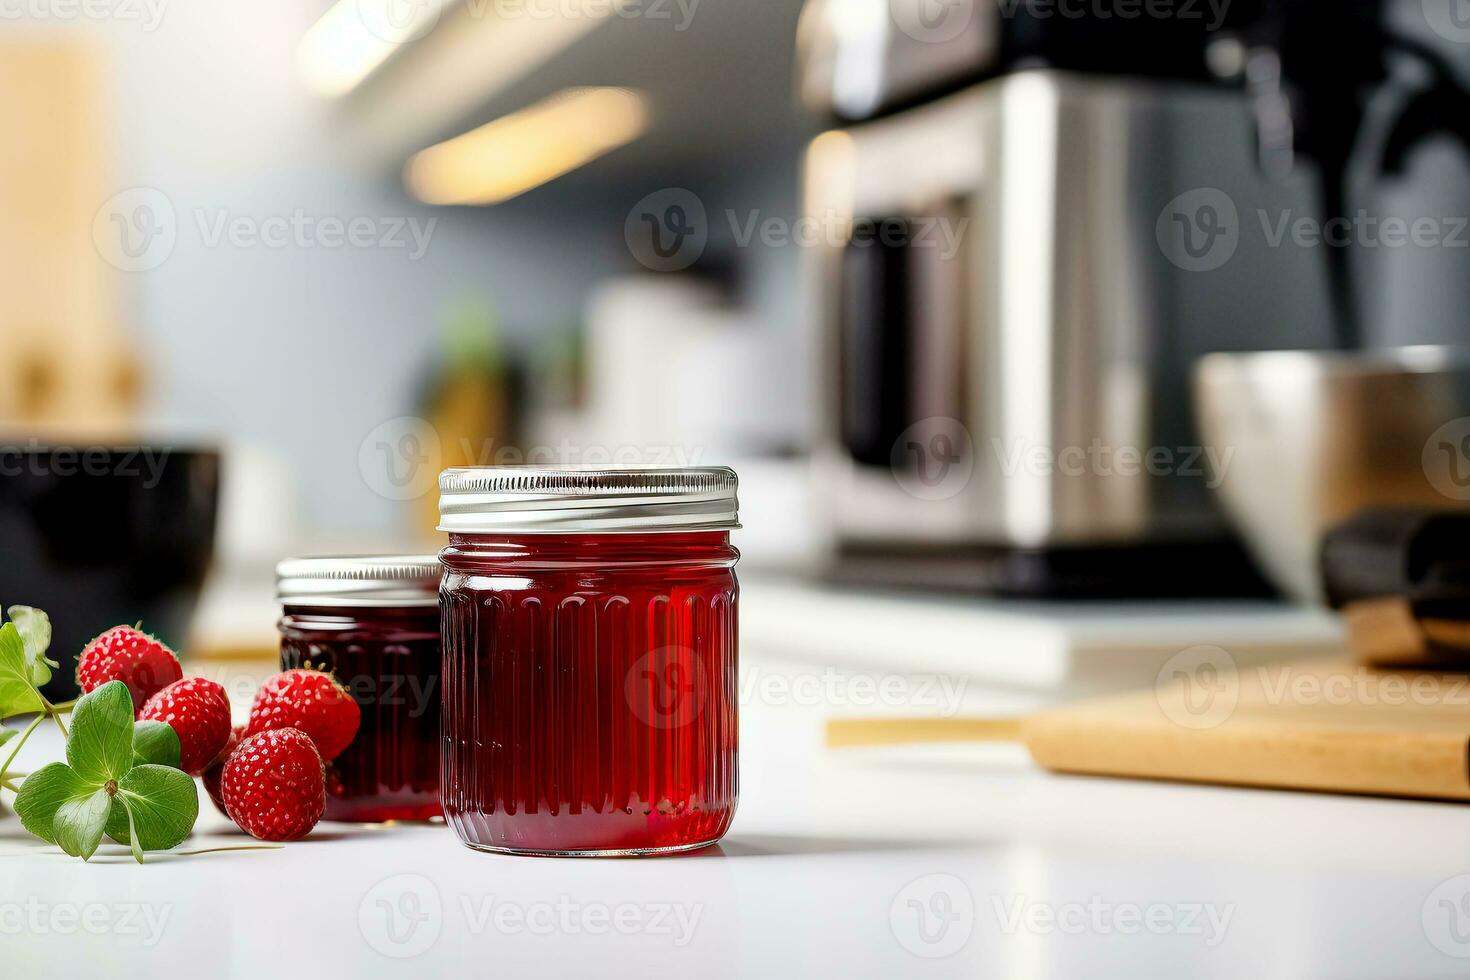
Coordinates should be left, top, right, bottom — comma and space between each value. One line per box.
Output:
828, 660, 1470, 801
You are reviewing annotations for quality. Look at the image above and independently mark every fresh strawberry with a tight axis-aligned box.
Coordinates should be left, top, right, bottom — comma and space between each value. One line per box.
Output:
76, 625, 182, 715
202, 724, 244, 818
221, 728, 325, 841
139, 677, 232, 775
245, 669, 360, 761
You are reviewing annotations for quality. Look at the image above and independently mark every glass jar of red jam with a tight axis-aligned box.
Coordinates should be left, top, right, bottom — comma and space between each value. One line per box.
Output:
437, 466, 740, 856
276, 555, 443, 823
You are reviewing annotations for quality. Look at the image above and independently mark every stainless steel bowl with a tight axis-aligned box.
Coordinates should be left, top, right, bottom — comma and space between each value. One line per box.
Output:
1193, 347, 1470, 602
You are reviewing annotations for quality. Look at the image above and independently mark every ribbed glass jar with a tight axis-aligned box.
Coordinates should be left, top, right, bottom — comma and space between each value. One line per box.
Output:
276, 556, 443, 823
437, 467, 740, 856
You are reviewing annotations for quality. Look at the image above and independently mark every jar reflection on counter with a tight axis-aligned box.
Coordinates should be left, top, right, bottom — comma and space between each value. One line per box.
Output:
436, 467, 741, 857
276, 556, 443, 823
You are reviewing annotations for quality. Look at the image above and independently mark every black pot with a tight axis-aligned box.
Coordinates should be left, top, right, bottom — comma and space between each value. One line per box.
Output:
0, 444, 220, 701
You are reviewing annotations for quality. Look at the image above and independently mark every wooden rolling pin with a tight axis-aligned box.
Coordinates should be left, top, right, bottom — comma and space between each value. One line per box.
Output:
827, 659, 1470, 801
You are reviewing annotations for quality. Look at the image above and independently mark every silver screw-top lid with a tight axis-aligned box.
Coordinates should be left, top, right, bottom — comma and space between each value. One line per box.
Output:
437, 466, 740, 533
275, 555, 442, 607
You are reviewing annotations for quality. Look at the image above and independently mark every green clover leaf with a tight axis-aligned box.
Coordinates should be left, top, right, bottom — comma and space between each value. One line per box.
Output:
119, 796, 145, 865
13, 681, 200, 863
103, 765, 198, 852
7, 606, 57, 688
0, 623, 44, 718
131, 720, 182, 769
55, 786, 112, 860
67, 680, 134, 784
13, 762, 93, 845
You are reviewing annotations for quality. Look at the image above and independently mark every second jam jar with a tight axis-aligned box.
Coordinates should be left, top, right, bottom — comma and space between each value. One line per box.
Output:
437, 466, 740, 856
276, 555, 444, 822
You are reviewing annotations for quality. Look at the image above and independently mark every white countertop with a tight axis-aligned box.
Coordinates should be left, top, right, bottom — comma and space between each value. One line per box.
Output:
4, 612, 1465, 978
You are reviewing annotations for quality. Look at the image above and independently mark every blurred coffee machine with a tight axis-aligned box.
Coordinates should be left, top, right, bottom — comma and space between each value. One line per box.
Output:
797, 0, 1349, 596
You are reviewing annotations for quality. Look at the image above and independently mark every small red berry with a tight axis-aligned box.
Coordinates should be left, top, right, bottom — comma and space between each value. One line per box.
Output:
202, 724, 244, 819
76, 626, 182, 715
221, 728, 325, 841
139, 677, 232, 775
245, 669, 360, 761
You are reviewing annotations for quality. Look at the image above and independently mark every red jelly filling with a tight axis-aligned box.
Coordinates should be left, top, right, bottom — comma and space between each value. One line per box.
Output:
440, 531, 738, 855
279, 604, 442, 823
